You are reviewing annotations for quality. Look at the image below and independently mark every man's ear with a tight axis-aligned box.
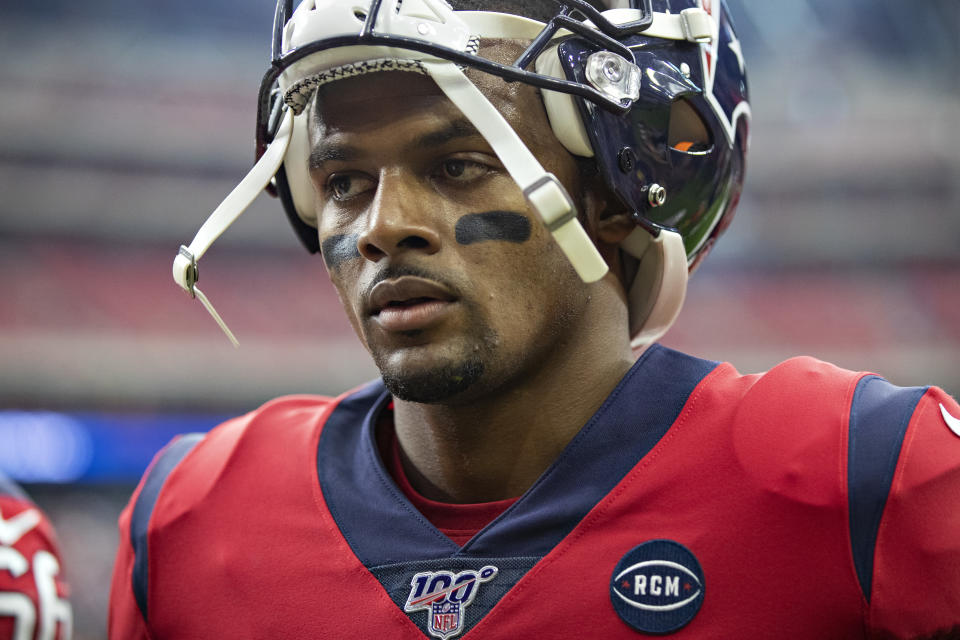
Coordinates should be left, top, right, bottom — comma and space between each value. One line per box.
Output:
578, 178, 636, 295
580, 177, 634, 248
596, 212, 636, 246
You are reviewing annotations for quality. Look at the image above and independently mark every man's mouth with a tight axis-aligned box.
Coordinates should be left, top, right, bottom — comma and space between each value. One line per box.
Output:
379, 297, 437, 310
368, 277, 458, 332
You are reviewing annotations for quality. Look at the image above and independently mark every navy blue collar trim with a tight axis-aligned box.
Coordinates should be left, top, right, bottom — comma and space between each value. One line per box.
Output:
317, 344, 718, 567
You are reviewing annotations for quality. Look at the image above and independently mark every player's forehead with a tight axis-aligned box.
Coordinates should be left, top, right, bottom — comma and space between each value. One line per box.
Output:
308, 72, 484, 168
310, 39, 539, 140
312, 71, 454, 131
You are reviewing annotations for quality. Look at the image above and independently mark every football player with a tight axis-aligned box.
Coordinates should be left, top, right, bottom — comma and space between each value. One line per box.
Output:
0, 472, 73, 640
110, 0, 960, 638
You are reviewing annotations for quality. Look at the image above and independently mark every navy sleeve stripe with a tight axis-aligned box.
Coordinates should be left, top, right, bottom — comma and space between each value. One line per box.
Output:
847, 376, 927, 603
130, 432, 204, 623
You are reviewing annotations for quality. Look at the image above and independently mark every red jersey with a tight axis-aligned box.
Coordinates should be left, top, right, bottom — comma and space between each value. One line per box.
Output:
0, 474, 72, 640
109, 346, 960, 639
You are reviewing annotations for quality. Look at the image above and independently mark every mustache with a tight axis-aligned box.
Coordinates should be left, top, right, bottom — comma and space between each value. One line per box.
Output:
362, 264, 464, 301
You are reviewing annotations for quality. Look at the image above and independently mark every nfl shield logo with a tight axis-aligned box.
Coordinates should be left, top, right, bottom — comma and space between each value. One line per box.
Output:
431, 600, 461, 637
404, 565, 498, 639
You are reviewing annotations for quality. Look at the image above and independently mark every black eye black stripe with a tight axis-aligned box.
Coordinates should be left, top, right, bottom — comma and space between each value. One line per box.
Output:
321, 234, 361, 270
321, 211, 530, 268
455, 211, 531, 245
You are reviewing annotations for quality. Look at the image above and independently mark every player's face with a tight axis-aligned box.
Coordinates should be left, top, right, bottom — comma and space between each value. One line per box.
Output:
308, 49, 593, 404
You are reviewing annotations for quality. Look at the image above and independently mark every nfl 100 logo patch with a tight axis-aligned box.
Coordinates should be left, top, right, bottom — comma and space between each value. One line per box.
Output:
404, 565, 498, 639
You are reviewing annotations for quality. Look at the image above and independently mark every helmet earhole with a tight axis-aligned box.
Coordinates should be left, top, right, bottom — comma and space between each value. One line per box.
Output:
669, 98, 712, 153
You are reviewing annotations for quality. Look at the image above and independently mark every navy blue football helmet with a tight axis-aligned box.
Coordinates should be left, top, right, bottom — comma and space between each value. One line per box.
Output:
173, 0, 750, 347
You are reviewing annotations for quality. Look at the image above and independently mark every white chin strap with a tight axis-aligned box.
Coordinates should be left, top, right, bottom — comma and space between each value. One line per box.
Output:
171, 109, 294, 347
171, 61, 609, 346
169, 3, 707, 346
421, 61, 608, 284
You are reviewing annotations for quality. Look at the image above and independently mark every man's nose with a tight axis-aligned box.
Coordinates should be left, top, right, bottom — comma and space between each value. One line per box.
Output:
357, 170, 442, 261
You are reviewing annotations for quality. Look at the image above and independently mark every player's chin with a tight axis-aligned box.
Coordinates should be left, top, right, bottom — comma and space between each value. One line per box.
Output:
371, 337, 470, 377
378, 355, 485, 404
371, 332, 499, 404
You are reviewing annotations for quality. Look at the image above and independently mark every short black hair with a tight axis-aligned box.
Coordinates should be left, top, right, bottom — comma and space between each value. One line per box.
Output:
448, 0, 607, 24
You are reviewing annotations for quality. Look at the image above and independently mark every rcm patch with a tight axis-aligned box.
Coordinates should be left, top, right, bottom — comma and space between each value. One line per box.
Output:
610, 539, 705, 634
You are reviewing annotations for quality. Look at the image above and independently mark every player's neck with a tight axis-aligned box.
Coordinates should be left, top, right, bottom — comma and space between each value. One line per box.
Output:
391, 290, 636, 504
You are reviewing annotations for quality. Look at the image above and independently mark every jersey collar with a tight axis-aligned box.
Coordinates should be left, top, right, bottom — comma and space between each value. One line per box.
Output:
316, 343, 718, 567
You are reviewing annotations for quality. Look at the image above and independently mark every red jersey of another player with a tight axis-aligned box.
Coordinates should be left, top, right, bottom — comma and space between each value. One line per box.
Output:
0, 473, 72, 640
109, 346, 960, 639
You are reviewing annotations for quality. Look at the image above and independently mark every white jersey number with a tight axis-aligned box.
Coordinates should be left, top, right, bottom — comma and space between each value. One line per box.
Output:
0, 506, 73, 640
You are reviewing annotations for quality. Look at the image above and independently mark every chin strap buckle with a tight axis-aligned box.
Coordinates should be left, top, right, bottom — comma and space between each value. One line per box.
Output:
641, 8, 715, 44
177, 246, 199, 298
679, 8, 714, 44
172, 245, 239, 348
523, 174, 576, 232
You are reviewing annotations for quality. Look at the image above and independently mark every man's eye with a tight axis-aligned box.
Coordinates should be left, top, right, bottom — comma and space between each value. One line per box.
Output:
326, 173, 374, 201
443, 159, 466, 178
438, 159, 488, 181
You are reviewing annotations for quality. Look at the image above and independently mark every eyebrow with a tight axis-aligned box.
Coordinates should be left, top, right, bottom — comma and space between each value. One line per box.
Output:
308, 118, 485, 171
309, 144, 358, 171
412, 118, 483, 149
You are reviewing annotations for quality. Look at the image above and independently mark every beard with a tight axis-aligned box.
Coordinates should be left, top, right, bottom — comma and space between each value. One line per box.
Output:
358, 264, 504, 404
374, 322, 501, 404
359, 255, 583, 404
380, 355, 485, 403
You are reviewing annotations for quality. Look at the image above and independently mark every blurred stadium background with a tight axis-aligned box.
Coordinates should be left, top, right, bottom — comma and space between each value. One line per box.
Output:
1, 0, 957, 636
